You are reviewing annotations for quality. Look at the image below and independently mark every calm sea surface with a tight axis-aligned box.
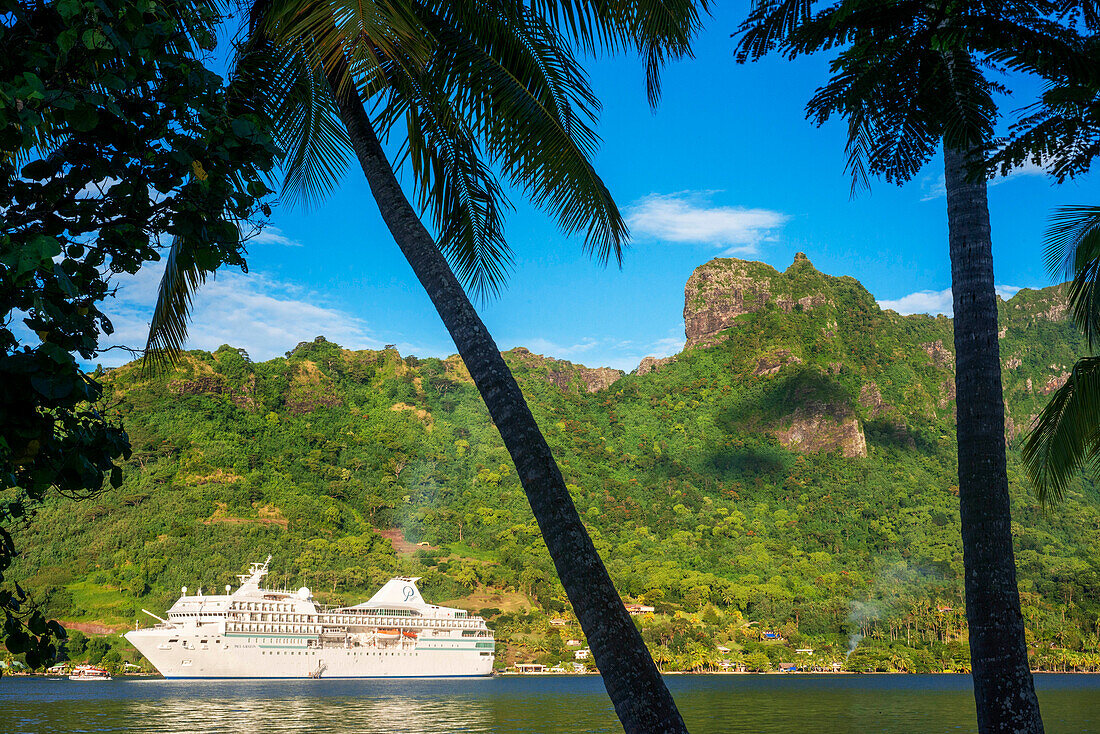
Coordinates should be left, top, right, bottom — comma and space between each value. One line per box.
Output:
2, 674, 1098, 733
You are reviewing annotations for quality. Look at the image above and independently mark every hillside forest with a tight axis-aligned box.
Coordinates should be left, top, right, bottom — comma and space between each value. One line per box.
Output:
10, 255, 1100, 675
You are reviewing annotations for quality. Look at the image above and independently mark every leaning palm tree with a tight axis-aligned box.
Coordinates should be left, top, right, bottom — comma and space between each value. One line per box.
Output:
146, 0, 705, 730
735, 2, 1087, 731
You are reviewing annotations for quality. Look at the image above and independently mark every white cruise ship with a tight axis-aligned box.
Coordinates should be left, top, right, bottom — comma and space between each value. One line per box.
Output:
125, 557, 494, 678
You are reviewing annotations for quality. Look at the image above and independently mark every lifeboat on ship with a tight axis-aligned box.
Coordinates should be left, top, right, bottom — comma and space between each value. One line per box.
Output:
374, 629, 400, 640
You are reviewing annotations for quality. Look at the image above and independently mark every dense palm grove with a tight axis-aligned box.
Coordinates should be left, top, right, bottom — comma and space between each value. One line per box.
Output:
10, 259, 1100, 674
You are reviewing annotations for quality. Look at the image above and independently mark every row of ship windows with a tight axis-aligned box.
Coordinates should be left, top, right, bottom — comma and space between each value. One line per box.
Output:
180, 605, 473, 620
228, 625, 317, 634
232, 602, 299, 613
227, 614, 483, 628
232, 613, 317, 623
223, 604, 470, 619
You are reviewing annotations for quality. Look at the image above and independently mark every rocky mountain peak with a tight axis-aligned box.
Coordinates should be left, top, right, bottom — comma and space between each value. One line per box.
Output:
503, 348, 624, 393
683, 253, 842, 348
788, 251, 812, 269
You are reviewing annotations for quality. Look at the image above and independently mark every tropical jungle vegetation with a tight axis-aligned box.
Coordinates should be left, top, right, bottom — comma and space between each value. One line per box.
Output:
10, 259, 1100, 683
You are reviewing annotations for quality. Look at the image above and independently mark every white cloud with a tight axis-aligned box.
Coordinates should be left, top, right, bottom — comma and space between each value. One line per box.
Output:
920, 161, 1050, 202
919, 175, 947, 202
625, 191, 789, 254
878, 284, 1030, 317
647, 336, 686, 357
89, 262, 390, 367
249, 226, 303, 247
878, 288, 955, 316
514, 330, 685, 372
524, 336, 601, 357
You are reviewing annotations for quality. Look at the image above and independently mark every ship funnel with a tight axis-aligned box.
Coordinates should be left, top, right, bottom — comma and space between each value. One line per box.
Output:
361, 577, 426, 608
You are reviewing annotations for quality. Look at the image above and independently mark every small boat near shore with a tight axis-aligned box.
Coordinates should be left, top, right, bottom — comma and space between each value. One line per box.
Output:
68, 665, 112, 681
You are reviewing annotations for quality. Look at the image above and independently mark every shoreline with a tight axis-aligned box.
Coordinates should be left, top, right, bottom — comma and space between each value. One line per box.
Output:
10, 669, 1097, 679
496, 669, 1100, 677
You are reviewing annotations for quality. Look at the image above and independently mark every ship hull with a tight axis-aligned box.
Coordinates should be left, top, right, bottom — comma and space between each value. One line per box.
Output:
125, 629, 494, 679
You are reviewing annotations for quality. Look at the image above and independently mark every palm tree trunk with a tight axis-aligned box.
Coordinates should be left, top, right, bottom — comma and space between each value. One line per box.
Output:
944, 145, 1043, 734
329, 74, 687, 733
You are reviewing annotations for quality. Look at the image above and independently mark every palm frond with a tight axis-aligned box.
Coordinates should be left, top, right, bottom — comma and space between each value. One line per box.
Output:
426, 3, 626, 264
994, 73, 1100, 182
842, 109, 873, 197
396, 78, 514, 298
1054, 0, 1100, 32
142, 235, 211, 373
1022, 355, 1100, 504
376, 1, 623, 272
806, 41, 940, 191
260, 0, 428, 95
735, 0, 1086, 190
734, 0, 812, 63
624, 0, 708, 106
939, 50, 998, 158
1045, 205, 1100, 348
236, 36, 355, 208
529, 0, 707, 70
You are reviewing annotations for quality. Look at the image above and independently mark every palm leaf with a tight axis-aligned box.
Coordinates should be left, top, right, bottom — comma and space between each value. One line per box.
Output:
374, 0, 624, 272
395, 77, 514, 298
419, 2, 626, 264
529, 0, 707, 105
142, 43, 272, 371
1022, 355, 1100, 505
142, 234, 210, 372
1045, 205, 1100, 349
235, 35, 355, 208
996, 72, 1100, 182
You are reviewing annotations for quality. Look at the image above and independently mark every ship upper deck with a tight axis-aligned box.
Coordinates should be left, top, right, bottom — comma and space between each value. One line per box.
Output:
158, 563, 488, 632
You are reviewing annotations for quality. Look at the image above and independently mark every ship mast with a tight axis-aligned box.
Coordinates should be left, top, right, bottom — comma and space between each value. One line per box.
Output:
237, 555, 272, 587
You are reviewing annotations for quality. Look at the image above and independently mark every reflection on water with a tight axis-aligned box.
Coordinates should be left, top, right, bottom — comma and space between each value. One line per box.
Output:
2, 675, 1099, 733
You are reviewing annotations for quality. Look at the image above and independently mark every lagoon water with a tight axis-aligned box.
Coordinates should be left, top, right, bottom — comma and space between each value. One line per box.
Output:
2, 674, 1099, 733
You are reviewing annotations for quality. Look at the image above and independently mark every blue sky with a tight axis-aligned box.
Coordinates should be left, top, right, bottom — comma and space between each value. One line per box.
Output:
98, 4, 1097, 371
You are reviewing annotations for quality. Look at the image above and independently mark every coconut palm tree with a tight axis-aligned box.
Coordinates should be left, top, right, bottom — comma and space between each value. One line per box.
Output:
145, 0, 705, 730
734, 2, 1087, 731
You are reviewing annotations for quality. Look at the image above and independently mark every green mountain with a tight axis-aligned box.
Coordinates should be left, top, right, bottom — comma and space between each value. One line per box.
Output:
11, 254, 1100, 673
